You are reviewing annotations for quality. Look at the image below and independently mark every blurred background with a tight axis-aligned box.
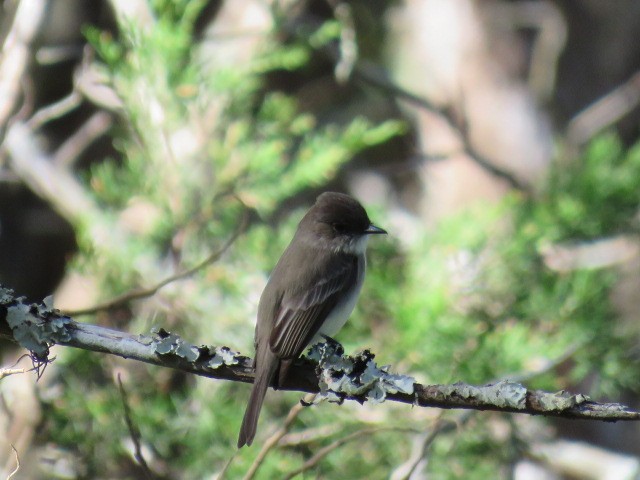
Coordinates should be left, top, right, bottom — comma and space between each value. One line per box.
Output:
1, 0, 640, 478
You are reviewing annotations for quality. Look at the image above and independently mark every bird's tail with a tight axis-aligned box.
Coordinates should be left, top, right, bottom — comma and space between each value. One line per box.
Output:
237, 350, 278, 448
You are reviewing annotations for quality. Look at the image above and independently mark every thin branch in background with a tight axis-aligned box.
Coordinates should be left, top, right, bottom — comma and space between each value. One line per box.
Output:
65, 211, 248, 317
3, 122, 98, 223
241, 394, 315, 480
74, 47, 124, 112
326, 0, 357, 84
529, 438, 640, 478
35, 44, 84, 65
0, 368, 26, 380
117, 374, 153, 479
541, 235, 640, 273
391, 413, 464, 480
0, 0, 47, 129
278, 424, 341, 446
6, 445, 20, 480
505, 341, 584, 384
566, 69, 640, 146
488, 1, 567, 102
505, 414, 531, 472
25, 91, 83, 131
214, 455, 236, 480
279, 15, 528, 190
54, 111, 113, 168
12, 75, 36, 125
0, 354, 33, 381
392, 414, 444, 480
352, 59, 529, 192
282, 426, 411, 480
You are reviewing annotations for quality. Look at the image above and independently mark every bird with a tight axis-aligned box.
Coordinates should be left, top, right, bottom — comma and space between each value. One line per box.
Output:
237, 191, 386, 447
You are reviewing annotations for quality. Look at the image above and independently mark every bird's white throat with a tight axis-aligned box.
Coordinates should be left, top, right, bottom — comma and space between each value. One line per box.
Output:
338, 234, 369, 255
306, 233, 370, 256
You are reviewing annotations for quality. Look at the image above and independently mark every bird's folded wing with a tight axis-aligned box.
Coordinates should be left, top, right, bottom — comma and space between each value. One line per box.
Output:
269, 255, 358, 359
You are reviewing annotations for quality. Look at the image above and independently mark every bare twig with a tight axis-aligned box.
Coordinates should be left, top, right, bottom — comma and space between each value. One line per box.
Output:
351, 59, 528, 191
540, 235, 640, 273
278, 424, 340, 446
326, 0, 357, 83
567, 70, 640, 146
286, 16, 529, 191
392, 413, 444, 480
214, 455, 236, 480
54, 111, 113, 168
6, 445, 19, 480
242, 395, 314, 480
529, 439, 640, 479
75, 52, 124, 111
0, 368, 26, 380
3, 122, 98, 223
488, 1, 567, 101
64, 212, 247, 317
36, 44, 84, 65
0, 0, 47, 129
283, 426, 410, 480
391, 413, 462, 480
26, 91, 82, 131
505, 341, 584, 384
0, 355, 35, 380
12, 75, 35, 124
117, 374, 153, 479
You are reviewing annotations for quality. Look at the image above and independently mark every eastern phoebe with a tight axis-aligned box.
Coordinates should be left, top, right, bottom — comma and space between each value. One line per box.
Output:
237, 192, 386, 448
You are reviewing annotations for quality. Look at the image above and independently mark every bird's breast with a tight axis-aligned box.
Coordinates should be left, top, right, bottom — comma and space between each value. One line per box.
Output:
316, 254, 366, 339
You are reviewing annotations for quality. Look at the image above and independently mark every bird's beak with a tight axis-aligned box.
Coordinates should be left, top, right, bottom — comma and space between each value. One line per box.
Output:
365, 224, 387, 235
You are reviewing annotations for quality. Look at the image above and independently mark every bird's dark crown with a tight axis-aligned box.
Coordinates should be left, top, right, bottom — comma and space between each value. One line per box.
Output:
309, 192, 371, 236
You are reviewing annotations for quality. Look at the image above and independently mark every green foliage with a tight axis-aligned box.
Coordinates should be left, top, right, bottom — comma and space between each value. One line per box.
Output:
40, 1, 640, 477
51, 3, 409, 478
77, 3, 404, 295
308, 19, 342, 47
352, 132, 640, 477
537, 133, 640, 240
370, 131, 640, 393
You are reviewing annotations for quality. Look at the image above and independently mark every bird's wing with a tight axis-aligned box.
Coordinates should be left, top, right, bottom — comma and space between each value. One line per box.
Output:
269, 254, 358, 359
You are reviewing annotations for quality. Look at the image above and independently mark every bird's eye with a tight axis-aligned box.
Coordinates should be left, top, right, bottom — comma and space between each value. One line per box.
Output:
332, 222, 347, 233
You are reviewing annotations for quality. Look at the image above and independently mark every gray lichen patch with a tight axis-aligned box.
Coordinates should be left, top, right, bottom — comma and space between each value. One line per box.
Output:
442, 381, 528, 410
309, 342, 415, 404
0, 286, 14, 303
152, 327, 200, 361
6, 297, 72, 359
536, 390, 590, 411
206, 346, 240, 368
150, 327, 241, 368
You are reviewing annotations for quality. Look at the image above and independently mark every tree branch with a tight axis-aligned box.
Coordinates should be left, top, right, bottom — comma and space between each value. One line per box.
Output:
64, 211, 247, 317
1, 285, 639, 422
286, 15, 530, 192
0, 0, 47, 130
117, 374, 154, 479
